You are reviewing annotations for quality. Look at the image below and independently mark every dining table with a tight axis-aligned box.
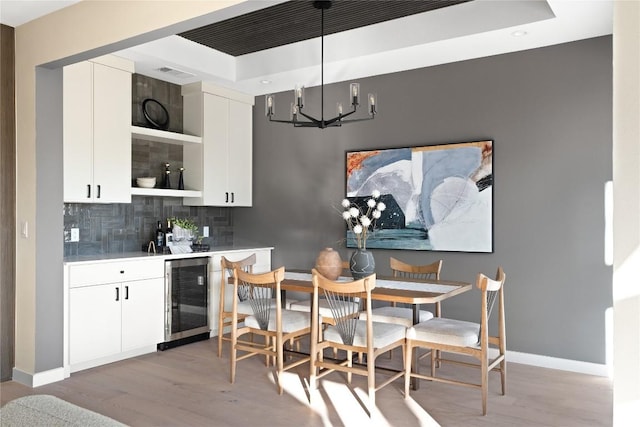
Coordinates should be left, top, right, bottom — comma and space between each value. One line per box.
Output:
281, 271, 472, 321
279, 270, 473, 390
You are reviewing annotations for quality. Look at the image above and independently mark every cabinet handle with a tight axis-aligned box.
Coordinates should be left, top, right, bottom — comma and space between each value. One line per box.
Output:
87, 185, 91, 198
115, 287, 120, 301
97, 185, 101, 199
231, 192, 234, 203
125, 285, 129, 300
225, 192, 229, 203
120, 270, 124, 274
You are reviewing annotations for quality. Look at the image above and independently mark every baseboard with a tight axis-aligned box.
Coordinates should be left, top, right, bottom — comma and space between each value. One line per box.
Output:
11, 347, 608, 389
12, 367, 66, 387
69, 345, 157, 374
488, 348, 609, 377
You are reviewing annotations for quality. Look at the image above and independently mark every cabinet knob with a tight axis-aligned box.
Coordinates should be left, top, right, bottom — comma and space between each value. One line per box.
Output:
120, 270, 125, 274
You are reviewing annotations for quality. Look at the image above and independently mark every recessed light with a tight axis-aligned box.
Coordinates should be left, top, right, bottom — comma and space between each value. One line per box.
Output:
260, 80, 272, 84
511, 30, 528, 37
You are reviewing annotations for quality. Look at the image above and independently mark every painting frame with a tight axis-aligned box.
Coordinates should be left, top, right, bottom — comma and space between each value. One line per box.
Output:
345, 140, 493, 253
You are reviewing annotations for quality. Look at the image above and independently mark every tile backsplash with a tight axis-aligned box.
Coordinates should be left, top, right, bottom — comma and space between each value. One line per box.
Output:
132, 74, 183, 133
64, 199, 233, 257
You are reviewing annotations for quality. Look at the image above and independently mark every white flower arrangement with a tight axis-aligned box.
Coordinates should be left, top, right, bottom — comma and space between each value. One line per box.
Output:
341, 190, 386, 249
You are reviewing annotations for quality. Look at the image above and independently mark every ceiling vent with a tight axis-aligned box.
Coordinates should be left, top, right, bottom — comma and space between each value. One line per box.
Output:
155, 66, 196, 79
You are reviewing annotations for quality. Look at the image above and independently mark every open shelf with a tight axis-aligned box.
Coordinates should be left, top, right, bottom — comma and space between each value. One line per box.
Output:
131, 187, 202, 198
131, 126, 202, 145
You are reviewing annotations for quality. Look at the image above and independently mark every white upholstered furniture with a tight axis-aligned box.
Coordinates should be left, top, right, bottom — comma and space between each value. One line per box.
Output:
218, 254, 256, 357
404, 267, 507, 415
230, 267, 311, 394
308, 270, 406, 415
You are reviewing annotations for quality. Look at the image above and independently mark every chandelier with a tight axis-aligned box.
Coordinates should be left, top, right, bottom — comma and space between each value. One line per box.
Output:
265, 0, 377, 129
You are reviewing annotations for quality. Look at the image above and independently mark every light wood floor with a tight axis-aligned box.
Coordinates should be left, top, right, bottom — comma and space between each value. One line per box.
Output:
1, 338, 612, 426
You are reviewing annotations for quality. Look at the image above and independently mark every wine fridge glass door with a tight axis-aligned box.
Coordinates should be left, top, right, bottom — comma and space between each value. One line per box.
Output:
164, 257, 210, 342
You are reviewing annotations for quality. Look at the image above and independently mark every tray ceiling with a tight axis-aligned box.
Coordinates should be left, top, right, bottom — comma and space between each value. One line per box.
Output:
179, 0, 471, 57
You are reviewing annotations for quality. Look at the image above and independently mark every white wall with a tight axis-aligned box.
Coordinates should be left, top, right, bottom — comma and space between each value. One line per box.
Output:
612, 1, 640, 425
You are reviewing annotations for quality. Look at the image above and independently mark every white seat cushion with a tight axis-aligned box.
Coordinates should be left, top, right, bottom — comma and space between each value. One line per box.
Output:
237, 299, 299, 315
245, 309, 311, 333
324, 320, 406, 349
237, 300, 255, 316
407, 317, 480, 347
284, 299, 300, 309
290, 298, 359, 319
359, 306, 433, 327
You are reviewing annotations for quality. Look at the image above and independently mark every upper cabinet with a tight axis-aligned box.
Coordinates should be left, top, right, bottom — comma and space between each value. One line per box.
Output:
63, 55, 134, 203
182, 82, 254, 207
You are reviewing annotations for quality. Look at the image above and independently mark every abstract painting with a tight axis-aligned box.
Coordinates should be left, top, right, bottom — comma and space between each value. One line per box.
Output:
346, 141, 493, 252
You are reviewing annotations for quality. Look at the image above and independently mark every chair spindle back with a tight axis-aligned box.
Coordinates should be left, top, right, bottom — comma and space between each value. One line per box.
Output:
312, 269, 375, 346
477, 267, 506, 343
390, 257, 442, 281
235, 267, 284, 331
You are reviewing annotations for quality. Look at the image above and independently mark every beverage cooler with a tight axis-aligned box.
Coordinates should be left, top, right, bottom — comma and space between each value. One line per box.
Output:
159, 257, 210, 350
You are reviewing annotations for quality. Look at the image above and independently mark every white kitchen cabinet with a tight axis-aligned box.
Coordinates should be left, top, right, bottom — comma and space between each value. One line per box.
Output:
67, 258, 164, 372
69, 282, 121, 364
63, 55, 133, 203
182, 82, 254, 206
207, 248, 272, 337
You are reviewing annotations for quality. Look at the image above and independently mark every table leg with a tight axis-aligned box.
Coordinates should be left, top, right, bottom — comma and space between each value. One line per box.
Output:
435, 301, 441, 368
411, 303, 420, 390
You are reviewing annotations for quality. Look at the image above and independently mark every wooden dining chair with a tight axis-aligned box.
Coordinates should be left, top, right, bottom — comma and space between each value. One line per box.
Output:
230, 267, 311, 395
359, 258, 442, 328
308, 269, 406, 415
404, 267, 506, 415
217, 254, 257, 358
289, 260, 355, 325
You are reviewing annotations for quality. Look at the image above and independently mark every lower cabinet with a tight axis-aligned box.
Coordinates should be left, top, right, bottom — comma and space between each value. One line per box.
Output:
64, 248, 273, 374
69, 278, 164, 368
120, 279, 164, 352
67, 259, 164, 373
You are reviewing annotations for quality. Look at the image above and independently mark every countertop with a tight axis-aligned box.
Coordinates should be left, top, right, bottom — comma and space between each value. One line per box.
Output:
63, 244, 274, 265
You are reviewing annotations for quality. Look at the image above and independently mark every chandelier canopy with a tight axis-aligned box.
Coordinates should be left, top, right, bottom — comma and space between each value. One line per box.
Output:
265, 0, 377, 129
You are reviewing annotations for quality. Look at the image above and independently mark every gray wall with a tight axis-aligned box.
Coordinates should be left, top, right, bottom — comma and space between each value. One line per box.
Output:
236, 36, 613, 364
35, 67, 64, 371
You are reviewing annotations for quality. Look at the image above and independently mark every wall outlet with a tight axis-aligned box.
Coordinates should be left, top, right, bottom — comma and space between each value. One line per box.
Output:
202, 226, 209, 238
70, 228, 80, 242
